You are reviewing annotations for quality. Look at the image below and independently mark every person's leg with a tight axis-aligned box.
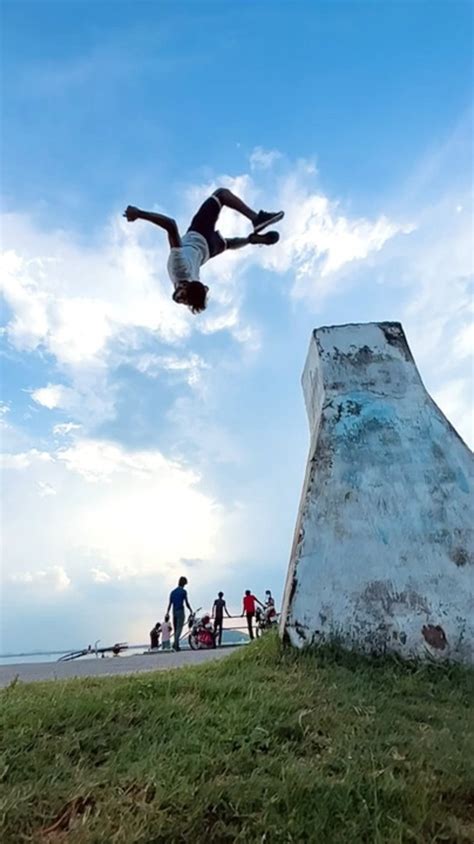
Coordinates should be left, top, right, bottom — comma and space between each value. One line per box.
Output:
214, 188, 284, 232
173, 609, 184, 650
225, 231, 280, 251
188, 196, 221, 240
213, 188, 257, 224
246, 612, 254, 640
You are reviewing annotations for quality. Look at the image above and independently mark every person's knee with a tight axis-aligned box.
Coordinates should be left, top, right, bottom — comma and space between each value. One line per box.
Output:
214, 187, 231, 204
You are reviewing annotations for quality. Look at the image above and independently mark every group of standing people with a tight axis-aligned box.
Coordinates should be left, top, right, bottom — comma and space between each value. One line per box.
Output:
149, 577, 276, 651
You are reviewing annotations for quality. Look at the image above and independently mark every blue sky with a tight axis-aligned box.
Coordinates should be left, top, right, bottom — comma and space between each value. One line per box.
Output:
1, 0, 472, 653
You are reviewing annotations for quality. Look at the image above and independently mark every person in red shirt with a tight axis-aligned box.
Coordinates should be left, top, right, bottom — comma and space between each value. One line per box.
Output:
241, 590, 264, 641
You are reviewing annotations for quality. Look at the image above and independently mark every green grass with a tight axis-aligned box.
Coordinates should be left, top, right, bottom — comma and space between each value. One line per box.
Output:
1, 636, 473, 843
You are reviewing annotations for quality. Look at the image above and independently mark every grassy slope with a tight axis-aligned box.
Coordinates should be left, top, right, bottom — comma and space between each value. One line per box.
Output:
1, 636, 473, 843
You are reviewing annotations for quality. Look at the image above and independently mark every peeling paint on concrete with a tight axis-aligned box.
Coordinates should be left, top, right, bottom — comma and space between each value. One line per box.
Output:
280, 322, 474, 665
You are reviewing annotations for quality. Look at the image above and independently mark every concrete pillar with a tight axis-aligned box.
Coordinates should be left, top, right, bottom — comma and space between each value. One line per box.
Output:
281, 322, 474, 664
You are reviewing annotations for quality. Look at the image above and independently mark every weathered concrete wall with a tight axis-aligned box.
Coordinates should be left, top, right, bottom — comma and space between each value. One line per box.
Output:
281, 322, 474, 664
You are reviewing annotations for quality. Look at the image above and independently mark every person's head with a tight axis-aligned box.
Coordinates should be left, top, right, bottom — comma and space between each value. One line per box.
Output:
178, 576, 188, 588
218, 591, 224, 598
245, 589, 251, 596
172, 281, 209, 314
265, 590, 272, 598
164, 614, 169, 623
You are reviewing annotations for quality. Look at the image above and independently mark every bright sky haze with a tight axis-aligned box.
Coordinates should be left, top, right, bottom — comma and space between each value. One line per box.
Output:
1, 0, 473, 653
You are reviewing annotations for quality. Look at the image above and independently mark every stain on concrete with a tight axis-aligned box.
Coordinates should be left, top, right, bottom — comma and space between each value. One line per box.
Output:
294, 621, 307, 640
422, 624, 448, 650
451, 547, 472, 567
333, 344, 378, 369
361, 581, 431, 615
347, 400, 363, 416
432, 443, 444, 461
379, 322, 413, 362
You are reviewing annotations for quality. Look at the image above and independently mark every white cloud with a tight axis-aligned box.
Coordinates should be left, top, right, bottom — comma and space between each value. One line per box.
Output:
10, 565, 71, 592
1, 448, 52, 469
183, 164, 411, 313
433, 378, 474, 447
250, 146, 283, 170
251, 177, 414, 302
453, 318, 473, 361
32, 384, 74, 410
91, 568, 112, 584
37, 481, 57, 497
2, 438, 223, 584
30, 372, 116, 425
134, 352, 208, 386
53, 422, 83, 436
0, 201, 262, 426
0, 220, 191, 353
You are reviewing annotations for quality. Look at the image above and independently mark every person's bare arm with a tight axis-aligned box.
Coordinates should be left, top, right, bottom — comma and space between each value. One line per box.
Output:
123, 205, 181, 249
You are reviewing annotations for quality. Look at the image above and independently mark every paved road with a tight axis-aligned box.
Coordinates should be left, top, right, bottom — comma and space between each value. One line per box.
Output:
0, 647, 237, 688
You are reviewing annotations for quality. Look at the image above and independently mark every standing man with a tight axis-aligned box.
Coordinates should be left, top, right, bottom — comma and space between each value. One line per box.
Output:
241, 590, 263, 641
166, 576, 193, 651
212, 591, 231, 647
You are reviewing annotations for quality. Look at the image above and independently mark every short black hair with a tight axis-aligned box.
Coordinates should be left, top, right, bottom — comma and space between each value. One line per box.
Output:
178, 576, 188, 587
218, 591, 224, 598
173, 281, 208, 314
245, 589, 251, 595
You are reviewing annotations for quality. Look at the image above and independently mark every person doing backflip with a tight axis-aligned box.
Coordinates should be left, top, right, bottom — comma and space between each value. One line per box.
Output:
123, 188, 284, 313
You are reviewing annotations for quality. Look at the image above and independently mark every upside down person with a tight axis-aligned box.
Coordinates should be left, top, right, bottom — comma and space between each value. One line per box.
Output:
123, 188, 284, 314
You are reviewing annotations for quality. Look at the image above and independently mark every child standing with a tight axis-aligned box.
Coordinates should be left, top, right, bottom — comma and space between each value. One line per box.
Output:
161, 615, 172, 651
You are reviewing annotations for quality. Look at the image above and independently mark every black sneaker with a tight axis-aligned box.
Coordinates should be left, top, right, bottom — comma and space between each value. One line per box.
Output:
249, 230, 280, 246
253, 209, 284, 233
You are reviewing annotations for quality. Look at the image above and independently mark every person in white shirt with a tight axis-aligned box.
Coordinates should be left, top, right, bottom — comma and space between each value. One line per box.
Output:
123, 188, 284, 314
161, 615, 172, 651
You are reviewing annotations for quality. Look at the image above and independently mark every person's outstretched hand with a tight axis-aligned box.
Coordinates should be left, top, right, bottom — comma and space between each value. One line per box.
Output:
123, 205, 140, 222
